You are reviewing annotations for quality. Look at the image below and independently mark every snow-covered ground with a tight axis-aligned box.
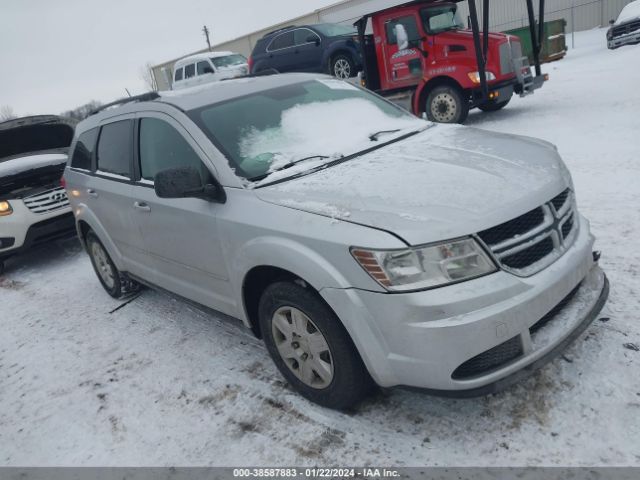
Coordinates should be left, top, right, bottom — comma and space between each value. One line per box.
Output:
1, 28, 639, 466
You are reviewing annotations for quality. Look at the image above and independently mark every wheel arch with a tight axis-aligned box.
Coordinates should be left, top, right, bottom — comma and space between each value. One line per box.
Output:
74, 205, 125, 270
234, 238, 355, 338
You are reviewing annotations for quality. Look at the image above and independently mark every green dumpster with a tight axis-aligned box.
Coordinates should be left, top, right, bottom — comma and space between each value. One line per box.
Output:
504, 18, 568, 64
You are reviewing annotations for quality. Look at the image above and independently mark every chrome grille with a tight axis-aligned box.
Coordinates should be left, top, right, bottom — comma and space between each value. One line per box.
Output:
23, 187, 69, 214
499, 42, 513, 75
499, 39, 524, 75
477, 189, 577, 276
612, 19, 640, 37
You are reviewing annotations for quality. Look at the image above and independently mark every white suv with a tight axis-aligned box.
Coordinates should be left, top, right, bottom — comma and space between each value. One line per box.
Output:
0, 116, 77, 274
65, 75, 608, 409
171, 52, 249, 90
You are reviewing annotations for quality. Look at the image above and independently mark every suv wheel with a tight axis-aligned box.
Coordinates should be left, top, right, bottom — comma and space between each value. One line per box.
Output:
258, 281, 373, 409
425, 85, 469, 123
86, 231, 139, 298
331, 54, 355, 79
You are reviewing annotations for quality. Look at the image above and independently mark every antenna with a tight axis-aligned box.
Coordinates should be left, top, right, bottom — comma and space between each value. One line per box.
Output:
203, 25, 212, 51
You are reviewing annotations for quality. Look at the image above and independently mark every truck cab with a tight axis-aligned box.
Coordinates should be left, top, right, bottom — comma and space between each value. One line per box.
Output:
357, 0, 546, 123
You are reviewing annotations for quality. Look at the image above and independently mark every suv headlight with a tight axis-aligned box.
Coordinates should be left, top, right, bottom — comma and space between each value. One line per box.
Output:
0, 200, 12, 217
468, 71, 496, 84
351, 238, 496, 292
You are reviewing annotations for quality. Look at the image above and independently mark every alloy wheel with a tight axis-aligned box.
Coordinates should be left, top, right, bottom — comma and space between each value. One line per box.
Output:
271, 306, 334, 389
91, 242, 115, 289
333, 59, 351, 79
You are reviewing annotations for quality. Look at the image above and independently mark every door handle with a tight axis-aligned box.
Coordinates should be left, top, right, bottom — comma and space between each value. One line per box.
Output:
133, 201, 151, 212
87, 189, 98, 198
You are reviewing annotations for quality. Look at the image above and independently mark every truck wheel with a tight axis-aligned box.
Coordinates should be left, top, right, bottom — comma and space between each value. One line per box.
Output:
331, 54, 355, 79
425, 85, 469, 123
86, 231, 139, 298
258, 281, 373, 409
478, 97, 511, 112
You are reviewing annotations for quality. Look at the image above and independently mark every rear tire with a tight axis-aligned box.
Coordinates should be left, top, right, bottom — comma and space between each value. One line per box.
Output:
478, 96, 511, 112
86, 231, 139, 298
258, 281, 373, 409
425, 85, 469, 124
330, 54, 355, 79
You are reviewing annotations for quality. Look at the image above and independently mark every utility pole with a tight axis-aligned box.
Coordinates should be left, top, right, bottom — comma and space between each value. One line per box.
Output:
203, 25, 212, 51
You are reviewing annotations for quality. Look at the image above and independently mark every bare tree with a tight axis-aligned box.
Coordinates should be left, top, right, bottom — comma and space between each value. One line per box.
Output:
140, 62, 158, 91
0, 105, 16, 121
60, 100, 103, 121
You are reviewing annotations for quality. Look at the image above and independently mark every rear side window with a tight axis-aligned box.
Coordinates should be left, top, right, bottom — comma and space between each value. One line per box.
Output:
269, 31, 294, 50
71, 128, 98, 170
197, 61, 212, 75
138, 118, 209, 182
185, 64, 195, 78
294, 29, 319, 45
96, 120, 133, 178
174, 68, 183, 81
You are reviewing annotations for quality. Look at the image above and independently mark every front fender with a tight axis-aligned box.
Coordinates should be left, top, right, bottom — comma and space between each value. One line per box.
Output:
230, 236, 353, 325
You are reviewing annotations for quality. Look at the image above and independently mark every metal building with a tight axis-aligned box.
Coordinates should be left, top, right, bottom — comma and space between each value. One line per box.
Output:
151, 0, 633, 90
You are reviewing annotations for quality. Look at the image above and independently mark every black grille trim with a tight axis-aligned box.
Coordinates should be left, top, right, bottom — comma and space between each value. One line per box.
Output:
477, 207, 545, 246
551, 189, 570, 212
502, 236, 554, 270
562, 214, 574, 239
452, 336, 523, 380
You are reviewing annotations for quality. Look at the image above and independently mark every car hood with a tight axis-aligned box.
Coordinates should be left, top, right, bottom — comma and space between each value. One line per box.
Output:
255, 125, 571, 245
0, 152, 67, 178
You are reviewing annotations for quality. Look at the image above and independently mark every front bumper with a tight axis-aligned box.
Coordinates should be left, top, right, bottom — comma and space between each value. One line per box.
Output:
608, 30, 640, 48
321, 214, 608, 393
0, 201, 75, 259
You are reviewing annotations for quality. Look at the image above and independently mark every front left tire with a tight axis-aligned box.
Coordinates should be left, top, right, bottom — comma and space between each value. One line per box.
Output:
86, 231, 139, 298
258, 281, 373, 409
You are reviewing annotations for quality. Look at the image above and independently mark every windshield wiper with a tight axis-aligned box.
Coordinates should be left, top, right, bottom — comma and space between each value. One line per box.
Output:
369, 129, 401, 141
247, 155, 332, 182
271, 155, 331, 172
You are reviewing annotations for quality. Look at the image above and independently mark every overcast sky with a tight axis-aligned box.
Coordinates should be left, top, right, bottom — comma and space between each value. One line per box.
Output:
0, 0, 337, 117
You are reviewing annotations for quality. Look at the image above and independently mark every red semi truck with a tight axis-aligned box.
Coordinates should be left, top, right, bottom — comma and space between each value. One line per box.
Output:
354, 0, 548, 123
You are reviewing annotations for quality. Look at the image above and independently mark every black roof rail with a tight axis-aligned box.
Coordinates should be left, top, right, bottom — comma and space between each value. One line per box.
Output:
90, 91, 160, 116
264, 25, 296, 37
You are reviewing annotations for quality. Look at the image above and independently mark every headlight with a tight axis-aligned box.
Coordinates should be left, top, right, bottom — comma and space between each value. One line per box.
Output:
468, 71, 496, 84
351, 238, 496, 292
0, 200, 12, 217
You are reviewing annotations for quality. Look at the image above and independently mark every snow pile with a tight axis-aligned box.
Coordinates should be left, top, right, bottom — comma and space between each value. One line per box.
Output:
615, 0, 640, 24
238, 97, 426, 176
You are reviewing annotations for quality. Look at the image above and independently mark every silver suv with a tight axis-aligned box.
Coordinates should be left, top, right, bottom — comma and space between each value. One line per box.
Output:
64, 73, 608, 409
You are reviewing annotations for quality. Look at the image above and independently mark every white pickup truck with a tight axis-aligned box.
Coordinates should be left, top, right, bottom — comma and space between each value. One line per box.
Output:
0, 115, 77, 274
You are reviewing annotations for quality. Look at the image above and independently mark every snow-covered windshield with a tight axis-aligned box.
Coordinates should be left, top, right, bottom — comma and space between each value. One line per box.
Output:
313, 24, 357, 37
615, 0, 640, 24
189, 79, 427, 183
211, 54, 247, 68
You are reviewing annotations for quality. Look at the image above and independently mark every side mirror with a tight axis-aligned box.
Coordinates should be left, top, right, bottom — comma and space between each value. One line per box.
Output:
154, 166, 225, 202
307, 35, 320, 46
203, 66, 214, 74
609, 19, 615, 25
395, 24, 409, 50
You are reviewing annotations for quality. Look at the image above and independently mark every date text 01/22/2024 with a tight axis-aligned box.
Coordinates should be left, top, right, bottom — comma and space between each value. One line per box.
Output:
232, 468, 401, 478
